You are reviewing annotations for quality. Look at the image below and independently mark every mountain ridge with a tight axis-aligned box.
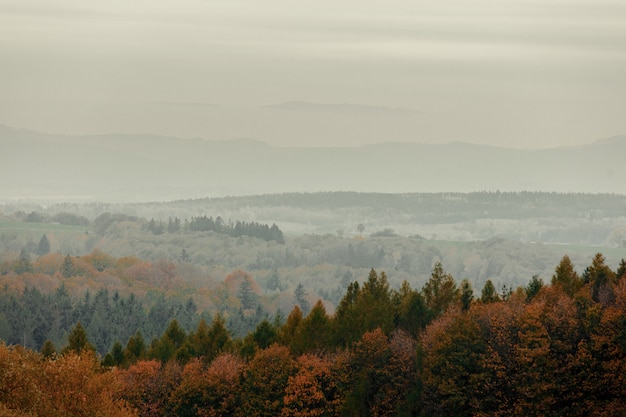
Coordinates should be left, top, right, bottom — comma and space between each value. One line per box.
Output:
2, 125, 625, 201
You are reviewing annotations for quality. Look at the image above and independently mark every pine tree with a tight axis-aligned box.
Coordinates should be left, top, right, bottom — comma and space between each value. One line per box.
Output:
62, 322, 95, 355
36, 234, 50, 256
423, 261, 458, 318
480, 280, 499, 304
295, 282, 310, 315
460, 279, 474, 311
552, 255, 581, 297
60, 254, 74, 278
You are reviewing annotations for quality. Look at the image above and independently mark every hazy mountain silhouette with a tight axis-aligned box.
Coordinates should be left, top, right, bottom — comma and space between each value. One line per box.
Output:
2, 125, 625, 201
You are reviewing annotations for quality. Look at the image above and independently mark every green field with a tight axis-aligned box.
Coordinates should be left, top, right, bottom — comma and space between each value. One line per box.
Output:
0, 220, 87, 233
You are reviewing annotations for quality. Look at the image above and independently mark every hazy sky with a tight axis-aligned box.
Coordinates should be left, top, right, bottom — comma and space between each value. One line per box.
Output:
1, 0, 625, 148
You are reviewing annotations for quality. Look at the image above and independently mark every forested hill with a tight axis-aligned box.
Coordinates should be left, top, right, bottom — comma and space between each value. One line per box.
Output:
2, 124, 626, 201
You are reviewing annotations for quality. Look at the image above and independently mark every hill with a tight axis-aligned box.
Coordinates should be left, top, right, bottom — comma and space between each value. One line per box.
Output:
2, 125, 626, 201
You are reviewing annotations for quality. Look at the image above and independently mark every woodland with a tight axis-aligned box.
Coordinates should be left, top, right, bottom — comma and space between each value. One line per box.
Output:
1, 192, 626, 416
1, 254, 626, 416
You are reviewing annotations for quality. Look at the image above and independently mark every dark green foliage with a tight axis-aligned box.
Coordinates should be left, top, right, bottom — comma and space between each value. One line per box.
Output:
395, 281, 430, 335
40, 339, 56, 359
187, 215, 285, 243
583, 253, 616, 303
617, 259, 626, 280
294, 282, 310, 315
459, 279, 474, 311
238, 279, 257, 310
62, 321, 95, 355
480, 280, 499, 304
552, 255, 581, 297
36, 234, 50, 256
526, 275, 544, 302
423, 262, 458, 318
125, 331, 147, 363
333, 270, 396, 347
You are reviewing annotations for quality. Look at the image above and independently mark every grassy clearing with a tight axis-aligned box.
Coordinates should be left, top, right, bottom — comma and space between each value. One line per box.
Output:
0, 221, 87, 233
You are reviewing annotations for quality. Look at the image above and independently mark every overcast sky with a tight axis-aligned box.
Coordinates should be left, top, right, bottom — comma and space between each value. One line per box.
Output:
1, 0, 625, 148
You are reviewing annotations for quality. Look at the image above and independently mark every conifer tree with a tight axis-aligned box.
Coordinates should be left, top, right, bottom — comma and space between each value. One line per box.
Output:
552, 255, 581, 297
62, 322, 95, 355
480, 280, 499, 304
36, 234, 50, 256
423, 261, 458, 318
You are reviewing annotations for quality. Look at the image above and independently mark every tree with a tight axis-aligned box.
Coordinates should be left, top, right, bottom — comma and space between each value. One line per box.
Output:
583, 253, 617, 304
13, 248, 33, 274
459, 279, 474, 311
552, 255, 581, 297
238, 278, 257, 310
422, 261, 458, 318
617, 258, 626, 280
295, 282, 311, 315
41, 339, 57, 359
292, 300, 333, 354
238, 344, 296, 417
62, 322, 95, 355
124, 331, 147, 364
36, 234, 50, 256
283, 353, 344, 417
526, 275, 544, 302
60, 254, 75, 278
395, 281, 430, 336
420, 311, 487, 417
480, 280, 500, 304
333, 270, 396, 347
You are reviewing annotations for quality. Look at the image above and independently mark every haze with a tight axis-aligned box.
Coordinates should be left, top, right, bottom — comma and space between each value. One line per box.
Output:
2, 0, 625, 148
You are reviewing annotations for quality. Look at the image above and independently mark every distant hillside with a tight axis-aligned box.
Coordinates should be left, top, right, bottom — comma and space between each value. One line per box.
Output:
2, 125, 625, 201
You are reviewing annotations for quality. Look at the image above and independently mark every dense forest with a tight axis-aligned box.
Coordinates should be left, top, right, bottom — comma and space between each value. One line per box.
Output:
2, 253, 626, 416
2, 192, 626, 415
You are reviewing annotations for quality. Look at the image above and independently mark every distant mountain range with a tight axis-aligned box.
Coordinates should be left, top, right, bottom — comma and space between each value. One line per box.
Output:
2, 124, 625, 202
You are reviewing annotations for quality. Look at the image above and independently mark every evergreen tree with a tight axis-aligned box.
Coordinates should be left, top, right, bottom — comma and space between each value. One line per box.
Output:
14, 248, 33, 274
36, 234, 50, 256
616, 258, 626, 280
238, 278, 257, 310
460, 279, 474, 311
41, 339, 57, 359
60, 254, 74, 278
295, 282, 310, 315
124, 331, 147, 363
552, 255, 581, 297
423, 261, 458, 318
525, 275, 544, 302
583, 253, 616, 303
480, 280, 499, 304
62, 322, 95, 355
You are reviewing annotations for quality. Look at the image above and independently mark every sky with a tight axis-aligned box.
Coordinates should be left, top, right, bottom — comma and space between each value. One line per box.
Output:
1, 0, 625, 148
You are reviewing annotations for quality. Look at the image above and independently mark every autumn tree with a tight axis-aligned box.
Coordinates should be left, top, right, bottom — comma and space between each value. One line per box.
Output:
237, 344, 296, 417
282, 353, 344, 417
170, 353, 243, 417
